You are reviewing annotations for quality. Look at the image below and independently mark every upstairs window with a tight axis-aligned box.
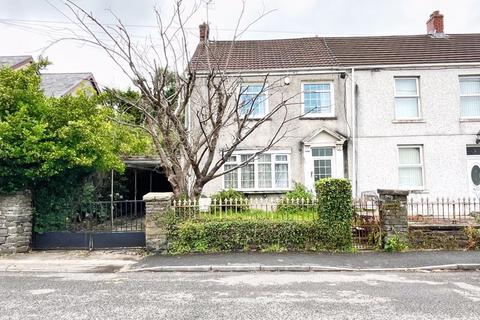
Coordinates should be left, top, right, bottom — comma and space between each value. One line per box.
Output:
398, 146, 424, 189
239, 84, 267, 118
302, 83, 334, 117
394, 78, 420, 119
459, 76, 480, 118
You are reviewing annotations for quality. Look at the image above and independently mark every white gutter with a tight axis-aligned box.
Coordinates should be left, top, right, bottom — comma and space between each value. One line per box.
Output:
196, 69, 349, 77
351, 68, 357, 197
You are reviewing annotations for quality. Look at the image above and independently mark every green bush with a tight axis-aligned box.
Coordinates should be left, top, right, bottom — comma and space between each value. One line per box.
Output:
384, 235, 409, 252
210, 189, 248, 212
168, 218, 353, 254
464, 226, 480, 250
277, 183, 315, 215
316, 178, 354, 250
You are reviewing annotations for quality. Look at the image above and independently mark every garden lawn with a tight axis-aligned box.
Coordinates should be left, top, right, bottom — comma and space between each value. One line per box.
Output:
196, 209, 318, 221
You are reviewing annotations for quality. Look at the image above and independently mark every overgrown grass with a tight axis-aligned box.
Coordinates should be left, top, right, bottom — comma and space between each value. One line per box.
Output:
196, 209, 318, 221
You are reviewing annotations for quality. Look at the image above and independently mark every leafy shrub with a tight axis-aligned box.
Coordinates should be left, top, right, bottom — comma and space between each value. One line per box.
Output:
316, 178, 354, 250
384, 234, 409, 252
277, 183, 315, 215
168, 218, 352, 254
284, 183, 314, 200
210, 189, 248, 212
169, 220, 323, 253
32, 169, 129, 233
464, 226, 480, 250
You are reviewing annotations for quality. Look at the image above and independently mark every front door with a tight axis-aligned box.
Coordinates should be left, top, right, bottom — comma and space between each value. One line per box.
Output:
310, 147, 335, 190
467, 158, 480, 200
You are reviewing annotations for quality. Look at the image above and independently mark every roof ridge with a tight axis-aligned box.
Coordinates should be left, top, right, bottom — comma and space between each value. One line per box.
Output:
41, 72, 92, 75
0, 55, 33, 58
322, 37, 340, 66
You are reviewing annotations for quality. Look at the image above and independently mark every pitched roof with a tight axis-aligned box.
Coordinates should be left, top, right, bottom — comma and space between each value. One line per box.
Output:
190, 37, 338, 70
0, 55, 33, 69
40, 73, 99, 97
325, 34, 480, 66
190, 33, 480, 71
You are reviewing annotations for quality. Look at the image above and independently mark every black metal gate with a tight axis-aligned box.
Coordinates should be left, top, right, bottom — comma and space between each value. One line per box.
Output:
33, 200, 146, 250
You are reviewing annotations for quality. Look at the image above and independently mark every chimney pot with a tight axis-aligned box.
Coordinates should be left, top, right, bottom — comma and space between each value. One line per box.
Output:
426, 10, 444, 35
199, 23, 209, 42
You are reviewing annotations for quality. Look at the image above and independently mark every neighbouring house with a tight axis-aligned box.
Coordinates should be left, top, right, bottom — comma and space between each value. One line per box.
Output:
1, 55, 172, 199
0, 55, 99, 97
190, 11, 480, 199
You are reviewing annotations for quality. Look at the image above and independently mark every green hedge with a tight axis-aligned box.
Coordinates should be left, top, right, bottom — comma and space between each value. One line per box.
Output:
168, 219, 352, 254
316, 178, 354, 250
165, 178, 355, 254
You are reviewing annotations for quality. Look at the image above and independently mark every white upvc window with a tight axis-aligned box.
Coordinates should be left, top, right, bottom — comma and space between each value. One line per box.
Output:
239, 84, 268, 118
223, 152, 290, 191
394, 77, 420, 119
312, 147, 334, 181
223, 156, 239, 189
301, 83, 334, 117
459, 76, 480, 118
398, 146, 424, 189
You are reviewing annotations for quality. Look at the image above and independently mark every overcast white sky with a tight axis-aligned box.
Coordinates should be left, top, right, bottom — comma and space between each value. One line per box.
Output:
1, 0, 479, 89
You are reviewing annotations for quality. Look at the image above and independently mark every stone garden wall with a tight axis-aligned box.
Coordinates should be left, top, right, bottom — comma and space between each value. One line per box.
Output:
0, 192, 33, 254
409, 224, 480, 250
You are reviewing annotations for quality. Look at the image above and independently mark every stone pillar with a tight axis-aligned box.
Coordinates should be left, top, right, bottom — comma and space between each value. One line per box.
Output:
143, 192, 174, 253
0, 191, 33, 254
377, 189, 409, 245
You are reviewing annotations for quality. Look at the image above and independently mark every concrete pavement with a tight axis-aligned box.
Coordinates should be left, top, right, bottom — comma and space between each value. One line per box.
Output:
1, 250, 479, 273
134, 251, 480, 272
0, 250, 141, 273
1, 271, 480, 319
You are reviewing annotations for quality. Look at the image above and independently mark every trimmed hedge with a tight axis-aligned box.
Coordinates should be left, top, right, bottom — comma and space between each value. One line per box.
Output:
316, 178, 354, 250
166, 178, 355, 254
168, 219, 352, 254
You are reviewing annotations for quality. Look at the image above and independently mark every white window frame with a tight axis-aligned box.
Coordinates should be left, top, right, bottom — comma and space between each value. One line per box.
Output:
301, 82, 335, 118
459, 75, 480, 119
222, 150, 291, 191
223, 155, 240, 189
238, 83, 269, 119
394, 77, 421, 120
398, 145, 425, 190
311, 146, 335, 182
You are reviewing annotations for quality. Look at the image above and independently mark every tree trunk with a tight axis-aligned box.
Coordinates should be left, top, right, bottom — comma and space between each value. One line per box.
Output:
168, 173, 189, 199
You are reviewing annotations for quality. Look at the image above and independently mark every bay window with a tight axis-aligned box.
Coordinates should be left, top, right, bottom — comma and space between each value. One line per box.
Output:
223, 152, 290, 191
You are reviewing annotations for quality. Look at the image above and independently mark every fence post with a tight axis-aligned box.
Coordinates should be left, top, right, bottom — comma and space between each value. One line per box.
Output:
143, 192, 174, 253
0, 191, 33, 254
377, 189, 409, 247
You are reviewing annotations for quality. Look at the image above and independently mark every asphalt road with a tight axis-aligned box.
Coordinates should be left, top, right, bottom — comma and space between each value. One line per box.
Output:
1, 271, 480, 319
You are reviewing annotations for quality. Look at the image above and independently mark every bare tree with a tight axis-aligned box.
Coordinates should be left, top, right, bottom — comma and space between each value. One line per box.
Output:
61, 0, 299, 198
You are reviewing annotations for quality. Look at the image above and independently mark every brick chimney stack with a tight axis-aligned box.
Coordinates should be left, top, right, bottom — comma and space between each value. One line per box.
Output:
199, 23, 209, 42
426, 10, 444, 35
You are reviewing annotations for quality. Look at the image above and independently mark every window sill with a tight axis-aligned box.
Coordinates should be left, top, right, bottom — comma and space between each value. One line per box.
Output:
300, 116, 337, 120
399, 188, 428, 194
392, 119, 425, 124
240, 189, 291, 194
459, 118, 480, 122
